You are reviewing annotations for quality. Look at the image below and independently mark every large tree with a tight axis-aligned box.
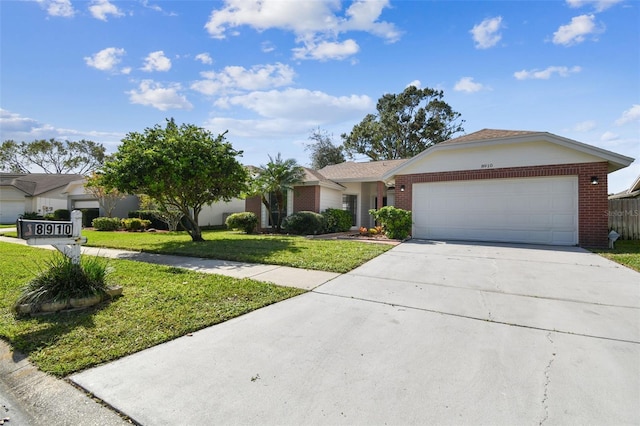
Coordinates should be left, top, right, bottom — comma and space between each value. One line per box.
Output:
251, 153, 305, 233
101, 119, 248, 242
305, 128, 345, 169
0, 138, 107, 175
342, 86, 464, 161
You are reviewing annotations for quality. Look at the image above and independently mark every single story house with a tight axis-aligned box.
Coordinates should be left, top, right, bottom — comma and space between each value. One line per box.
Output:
608, 174, 640, 199
246, 129, 634, 248
0, 173, 85, 223
0, 173, 139, 224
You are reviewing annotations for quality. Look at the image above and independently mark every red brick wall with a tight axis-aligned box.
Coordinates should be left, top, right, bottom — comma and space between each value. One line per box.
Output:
394, 162, 610, 248
245, 195, 263, 230
293, 186, 320, 213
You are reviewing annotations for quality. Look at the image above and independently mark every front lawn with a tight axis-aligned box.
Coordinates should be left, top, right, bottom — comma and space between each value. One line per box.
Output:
81, 229, 392, 273
592, 240, 640, 272
0, 242, 305, 376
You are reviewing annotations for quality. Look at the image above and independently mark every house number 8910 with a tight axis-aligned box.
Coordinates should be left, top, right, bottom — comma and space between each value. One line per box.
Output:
481, 163, 494, 169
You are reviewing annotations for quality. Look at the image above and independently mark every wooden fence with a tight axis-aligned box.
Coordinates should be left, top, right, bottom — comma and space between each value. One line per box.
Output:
608, 199, 640, 240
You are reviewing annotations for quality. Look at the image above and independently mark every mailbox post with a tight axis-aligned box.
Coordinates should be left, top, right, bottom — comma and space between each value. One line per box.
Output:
17, 210, 87, 264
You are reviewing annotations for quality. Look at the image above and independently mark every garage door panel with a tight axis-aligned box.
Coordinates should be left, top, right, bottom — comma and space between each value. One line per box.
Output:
412, 177, 578, 245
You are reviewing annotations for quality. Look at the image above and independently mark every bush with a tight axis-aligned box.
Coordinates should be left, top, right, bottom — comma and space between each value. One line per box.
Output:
21, 212, 42, 220
92, 217, 121, 231
128, 210, 168, 230
53, 209, 71, 221
122, 218, 151, 231
14, 252, 111, 313
369, 206, 412, 240
322, 208, 353, 233
282, 211, 326, 235
225, 212, 258, 234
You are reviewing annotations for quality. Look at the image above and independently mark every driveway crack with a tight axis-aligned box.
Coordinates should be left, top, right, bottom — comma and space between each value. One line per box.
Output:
540, 332, 556, 425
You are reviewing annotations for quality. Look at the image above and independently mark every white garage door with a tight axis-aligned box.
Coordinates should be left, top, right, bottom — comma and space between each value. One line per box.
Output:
412, 176, 578, 245
0, 200, 25, 224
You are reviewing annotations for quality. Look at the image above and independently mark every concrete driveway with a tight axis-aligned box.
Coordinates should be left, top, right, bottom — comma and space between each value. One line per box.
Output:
71, 240, 640, 425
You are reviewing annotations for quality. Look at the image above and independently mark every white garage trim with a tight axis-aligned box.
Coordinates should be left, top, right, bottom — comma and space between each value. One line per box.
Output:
412, 176, 578, 245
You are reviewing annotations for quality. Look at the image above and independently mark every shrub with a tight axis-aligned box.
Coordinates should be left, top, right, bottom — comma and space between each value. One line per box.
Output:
53, 209, 71, 221
282, 211, 326, 235
322, 208, 353, 233
369, 206, 412, 240
14, 253, 111, 313
128, 210, 168, 230
122, 218, 151, 231
21, 212, 42, 220
92, 217, 121, 231
225, 212, 258, 234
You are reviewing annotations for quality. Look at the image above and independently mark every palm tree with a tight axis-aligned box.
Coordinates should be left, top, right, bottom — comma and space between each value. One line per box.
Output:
252, 153, 305, 232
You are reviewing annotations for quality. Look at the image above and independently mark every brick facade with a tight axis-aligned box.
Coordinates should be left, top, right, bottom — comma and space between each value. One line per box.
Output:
293, 186, 320, 213
394, 162, 610, 248
245, 187, 323, 231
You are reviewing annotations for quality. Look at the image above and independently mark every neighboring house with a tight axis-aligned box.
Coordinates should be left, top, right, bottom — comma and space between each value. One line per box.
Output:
609, 174, 640, 199
62, 178, 139, 219
0, 173, 140, 224
0, 173, 84, 223
246, 129, 634, 248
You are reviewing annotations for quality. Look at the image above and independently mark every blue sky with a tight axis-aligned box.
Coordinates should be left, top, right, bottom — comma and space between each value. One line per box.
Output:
1, 0, 638, 193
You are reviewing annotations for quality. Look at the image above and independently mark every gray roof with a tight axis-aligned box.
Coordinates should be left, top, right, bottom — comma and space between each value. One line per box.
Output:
318, 159, 409, 182
0, 173, 84, 196
441, 128, 541, 145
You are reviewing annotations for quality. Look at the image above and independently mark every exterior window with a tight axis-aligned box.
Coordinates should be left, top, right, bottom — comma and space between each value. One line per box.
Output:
268, 190, 287, 226
342, 194, 357, 226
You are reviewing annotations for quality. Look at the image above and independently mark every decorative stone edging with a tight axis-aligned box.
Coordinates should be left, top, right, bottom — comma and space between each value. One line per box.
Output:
16, 286, 123, 316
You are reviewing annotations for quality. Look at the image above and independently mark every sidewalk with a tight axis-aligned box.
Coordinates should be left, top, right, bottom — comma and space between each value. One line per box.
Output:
0, 231, 340, 425
0, 233, 340, 290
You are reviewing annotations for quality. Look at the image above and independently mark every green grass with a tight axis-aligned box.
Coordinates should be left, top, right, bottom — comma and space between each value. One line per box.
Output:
0, 242, 305, 376
0, 224, 16, 229
592, 240, 640, 272
81, 229, 391, 273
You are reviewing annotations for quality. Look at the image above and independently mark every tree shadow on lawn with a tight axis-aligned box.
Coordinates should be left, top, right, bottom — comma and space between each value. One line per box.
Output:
10, 308, 98, 359
146, 236, 302, 263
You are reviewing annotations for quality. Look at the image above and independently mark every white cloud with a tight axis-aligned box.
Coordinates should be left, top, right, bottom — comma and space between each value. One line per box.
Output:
292, 39, 359, 61
552, 14, 600, 46
261, 41, 276, 53
0, 109, 123, 150
406, 80, 421, 89
204, 0, 400, 61
615, 105, 640, 126
127, 80, 193, 111
470, 16, 503, 49
573, 120, 597, 131
191, 63, 295, 95
84, 47, 126, 72
601, 131, 619, 141
514, 65, 582, 80
566, 0, 622, 12
36, 0, 75, 17
216, 88, 373, 122
453, 77, 486, 93
141, 51, 172, 72
195, 53, 213, 65
89, 0, 124, 21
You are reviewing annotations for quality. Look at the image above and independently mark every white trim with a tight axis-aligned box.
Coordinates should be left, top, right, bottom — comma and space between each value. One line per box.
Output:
383, 131, 635, 180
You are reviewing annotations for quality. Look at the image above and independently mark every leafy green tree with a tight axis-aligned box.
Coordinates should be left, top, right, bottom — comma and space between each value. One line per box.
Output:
306, 128, 345, 169
342, 86, 464, 160
102, 119, 248, 242
0, 138, 106, 174
251, 153, 305, 232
